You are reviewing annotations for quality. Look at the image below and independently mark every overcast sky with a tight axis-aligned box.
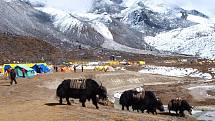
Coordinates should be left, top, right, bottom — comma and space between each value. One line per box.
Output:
45, 0, 93, 12
35, 0, 215, 17
167, 0, 215, 17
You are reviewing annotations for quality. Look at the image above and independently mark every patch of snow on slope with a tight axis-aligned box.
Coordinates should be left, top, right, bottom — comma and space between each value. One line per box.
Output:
102, 39, 159, 55
73, 12, 113, 40
35, 7, 113, 40
91, 22, 113, 40
143, 0, 176, 13
121, 0, 139, 8
145, 22, 215, 59
121, 0, 178, 15
175, 13, 209, 24
139, 65, 212, 79
35, 7, 82, 32
187, 14, 209, 24
74, 12, 112, 24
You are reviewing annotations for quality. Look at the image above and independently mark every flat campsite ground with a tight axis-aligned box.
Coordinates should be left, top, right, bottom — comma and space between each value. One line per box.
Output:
0, 69, 213, 121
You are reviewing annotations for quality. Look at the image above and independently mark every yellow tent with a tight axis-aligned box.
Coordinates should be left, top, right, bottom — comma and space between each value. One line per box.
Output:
94, 66, 108, 72
138, 61, 145, 65
106, 61, 120, 66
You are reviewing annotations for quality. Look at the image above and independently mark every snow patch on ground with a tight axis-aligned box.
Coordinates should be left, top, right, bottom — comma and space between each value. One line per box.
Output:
139, 65, 212, 79
192, 106, 215, 121
188, 85, 215, 101
198, 112, 215, 121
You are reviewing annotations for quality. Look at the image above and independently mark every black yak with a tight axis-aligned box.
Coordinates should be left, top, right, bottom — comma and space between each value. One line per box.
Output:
132, 92, 164, 114
119, 90, 164, 114
56, 78, 107, 109
119, 90, 140, 110
132, 97, 164, 114
168, 98, 192, 117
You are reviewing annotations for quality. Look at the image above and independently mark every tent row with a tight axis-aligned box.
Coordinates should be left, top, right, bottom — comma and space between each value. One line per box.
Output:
2, 63, 50, 78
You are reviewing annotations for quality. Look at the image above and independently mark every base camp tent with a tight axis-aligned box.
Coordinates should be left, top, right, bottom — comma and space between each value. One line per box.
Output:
138, 61, 145, 65
15, 65, 35, 78
3, 65, 12, 73
2, 64, 17, 73
32, 64, 50, 73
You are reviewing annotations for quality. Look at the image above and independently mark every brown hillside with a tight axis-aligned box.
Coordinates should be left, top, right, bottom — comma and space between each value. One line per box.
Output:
0, 33, 63, 64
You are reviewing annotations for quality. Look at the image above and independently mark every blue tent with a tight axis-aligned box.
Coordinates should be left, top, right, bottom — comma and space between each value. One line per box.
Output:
4, 65, 12, 72
32, 64, 50, 73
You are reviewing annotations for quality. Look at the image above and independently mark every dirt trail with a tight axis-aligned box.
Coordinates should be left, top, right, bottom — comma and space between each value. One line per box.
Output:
0, 71, 197, 121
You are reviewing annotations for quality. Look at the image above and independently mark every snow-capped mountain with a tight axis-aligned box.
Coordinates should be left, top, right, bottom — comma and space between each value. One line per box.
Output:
35, 6, 157, 54
0, 0, 76, 49
1, 0, 214, 59
145, 20, 215, 59
32, 0, 201, 51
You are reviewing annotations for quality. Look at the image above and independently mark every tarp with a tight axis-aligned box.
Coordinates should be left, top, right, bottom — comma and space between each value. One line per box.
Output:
32, 64, 50, 73
15, 65, 35, 78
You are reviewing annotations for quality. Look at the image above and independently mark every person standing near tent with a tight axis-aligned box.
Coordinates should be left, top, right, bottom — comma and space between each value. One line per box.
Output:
81, 65, 84, 72
73, 65, 76, 73
22, 68, 26, 78
54, 66, 58, 72
9, 69, 17, 85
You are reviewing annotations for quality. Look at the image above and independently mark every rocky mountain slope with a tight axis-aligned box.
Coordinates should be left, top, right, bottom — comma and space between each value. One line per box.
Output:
0, 0, 156, 54
0, 0, 214, 60
0, 0, 87, 50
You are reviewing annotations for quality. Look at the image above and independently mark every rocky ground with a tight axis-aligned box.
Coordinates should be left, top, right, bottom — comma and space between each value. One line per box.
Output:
0, 69, 209, 121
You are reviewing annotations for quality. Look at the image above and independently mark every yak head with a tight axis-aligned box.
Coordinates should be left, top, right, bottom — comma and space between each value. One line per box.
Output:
97, 84, 108, 100
181, 100, 192, 115
156, 98, 165, 112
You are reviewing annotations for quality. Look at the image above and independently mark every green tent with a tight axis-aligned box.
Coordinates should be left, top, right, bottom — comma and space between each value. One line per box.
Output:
15, 65, 35, 78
